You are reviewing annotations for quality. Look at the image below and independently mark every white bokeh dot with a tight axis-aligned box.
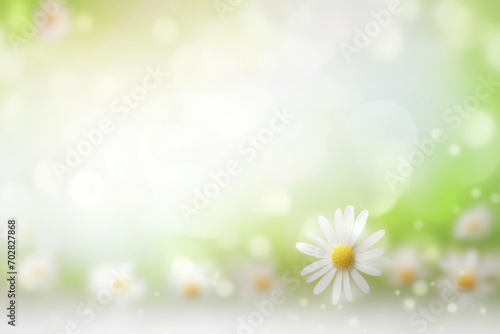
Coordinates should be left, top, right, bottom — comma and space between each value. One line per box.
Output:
404, 298, 415, 309
448, 144, 461, 156
423, 246, 441, 263
74, 14, 93, 33
471, 188, 482, 198
490, 193, 500, 204
447, 303, 457, 313
485, 33, 500, 70
370, 25, 404, 60
414, 220, 424, 230
152, 17, 179, 44
248, 236, 271, 259
434, 0, 475, 49
460, 111, 496, 148
216, 279, 234, 298
413, 280, 429, 296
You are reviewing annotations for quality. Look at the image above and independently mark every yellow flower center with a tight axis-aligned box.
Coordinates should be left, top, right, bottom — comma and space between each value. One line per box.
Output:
331, 245, 355, 269
466, 220, 481, 234
456, 272, 477, 291
398, 267, 416, 284
110, 277, 129, 294
254, 276, 271, 293
183, 282, 201, 299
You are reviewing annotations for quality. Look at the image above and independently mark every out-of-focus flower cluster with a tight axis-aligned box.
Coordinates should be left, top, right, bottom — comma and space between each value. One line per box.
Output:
13, 205, 499, 311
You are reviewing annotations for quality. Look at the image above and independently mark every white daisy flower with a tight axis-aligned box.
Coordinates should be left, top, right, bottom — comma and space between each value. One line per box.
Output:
388, 247, 429, 286
36, 5, 70, 41
89, 263, 146, 303
19, 255, 56, 291
169, 260, 211, 300
237, 262, 280, 297
296, 206, 385, 305
439, 250, 496, 306
453, 206, 494, 240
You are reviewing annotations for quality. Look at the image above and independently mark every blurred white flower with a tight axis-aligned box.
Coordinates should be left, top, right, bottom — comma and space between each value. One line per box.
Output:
434, 0, 477, 49
36, 5, 70, 41
19, 255, 56, 291
296, 206, 385, 305
453, 206, 494, 240
439, 251, 496, 306
169, 261, 211, 300
388, 248, 429, 286
237, 262, 279, 297
89, 263, 146, 303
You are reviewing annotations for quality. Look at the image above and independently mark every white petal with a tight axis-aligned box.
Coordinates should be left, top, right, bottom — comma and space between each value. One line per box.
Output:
307, 233, 333, 252
464, 250, 479, 271
354, 263, 381, 276
356, 248, 385, 261
318, 216, 337, 246
349, 268, 370, 293
296, 243, 329, 258
301, 259, 331, 276
306, 263, 333, 283
354, 230, 385, 254
349, 210, 368, 247
344, 206, 355, 224
314, 268, 337, 295
334, 209, 345, 244
342, 270, 352, 301
343, 206, 355, 247
331, 270, 343, 305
